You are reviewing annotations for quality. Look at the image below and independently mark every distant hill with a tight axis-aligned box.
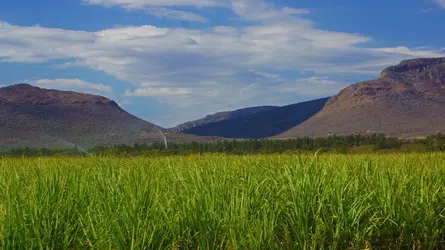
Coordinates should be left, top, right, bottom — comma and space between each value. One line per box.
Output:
176, 98, 330, 138
173, 106, 278, 132
278, 57, 445, 138
0, 84, 213, 150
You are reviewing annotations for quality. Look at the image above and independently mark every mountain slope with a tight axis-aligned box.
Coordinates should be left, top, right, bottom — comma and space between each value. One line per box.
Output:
173, 106, 278, 132
278, 57, 445, 138
179, 98, 330, 138
0, 84, 209, 149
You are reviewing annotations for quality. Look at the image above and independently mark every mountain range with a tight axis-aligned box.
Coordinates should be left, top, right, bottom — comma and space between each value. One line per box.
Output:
1, 57, 445, 149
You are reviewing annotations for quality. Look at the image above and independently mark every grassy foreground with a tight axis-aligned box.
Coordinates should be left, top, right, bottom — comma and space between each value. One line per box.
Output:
1, 154, 445, 249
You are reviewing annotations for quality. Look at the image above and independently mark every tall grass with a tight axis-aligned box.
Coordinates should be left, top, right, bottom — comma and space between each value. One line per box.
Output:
1, 154, 445, 249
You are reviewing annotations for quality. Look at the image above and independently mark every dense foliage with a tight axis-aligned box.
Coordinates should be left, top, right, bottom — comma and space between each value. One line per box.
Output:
4, 133, 445, 157
1, 154, 445, 249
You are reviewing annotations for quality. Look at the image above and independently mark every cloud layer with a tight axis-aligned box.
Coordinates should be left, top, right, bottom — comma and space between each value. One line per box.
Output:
0, 0, 444, 126
83, 0, 224, 22
125, 87, 191, 96
83, 0, 223, 8
35, 79, 113, 93
435, 0, 445, 8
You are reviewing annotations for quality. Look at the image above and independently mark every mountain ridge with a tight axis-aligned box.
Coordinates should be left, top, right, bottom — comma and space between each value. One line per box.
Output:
0, 83, 216, 149
278, 57, 445, 138
173, 106, 278, 132
177, 97, 330, 138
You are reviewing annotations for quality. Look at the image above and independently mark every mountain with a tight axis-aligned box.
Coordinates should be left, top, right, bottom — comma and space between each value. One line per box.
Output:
278, 57, 445, 138
0, 84, 212, 150
173, 106, 278, 132
176, 98, 330, 138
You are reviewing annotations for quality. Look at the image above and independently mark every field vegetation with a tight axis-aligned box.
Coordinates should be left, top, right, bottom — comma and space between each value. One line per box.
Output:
1, 154, 445, 249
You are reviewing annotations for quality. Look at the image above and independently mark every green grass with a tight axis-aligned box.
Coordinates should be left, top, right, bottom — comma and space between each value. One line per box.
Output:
1, 154, 445, 249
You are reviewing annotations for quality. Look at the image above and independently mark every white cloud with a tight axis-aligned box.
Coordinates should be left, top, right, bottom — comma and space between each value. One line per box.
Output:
125, 87, 191, 96
248, 69, 281, 80
84, 0, 309, 23
145, 7, 207, 22
0, 0, 444, 126
434, 0, 445, 8
83, 0, 224, 8
83, 0, 222, 22
34, 79, 113, 93
51, 60, 87, 69
372, 46, 444, 57
279, 77, 347, 97
0, 21, 93, 63
231, 0, 310, 21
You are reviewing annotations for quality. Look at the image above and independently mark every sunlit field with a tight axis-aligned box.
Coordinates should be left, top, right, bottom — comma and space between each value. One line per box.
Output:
1, 154, 445, 249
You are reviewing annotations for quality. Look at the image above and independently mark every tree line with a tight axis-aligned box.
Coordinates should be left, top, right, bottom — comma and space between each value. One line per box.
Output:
3, 133, 445, 157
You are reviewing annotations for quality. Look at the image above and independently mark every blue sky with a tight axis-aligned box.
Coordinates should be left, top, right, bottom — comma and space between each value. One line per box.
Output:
0, 0, 444, 127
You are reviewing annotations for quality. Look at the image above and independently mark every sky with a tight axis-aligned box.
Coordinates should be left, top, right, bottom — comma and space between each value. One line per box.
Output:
0, 0, 444, 127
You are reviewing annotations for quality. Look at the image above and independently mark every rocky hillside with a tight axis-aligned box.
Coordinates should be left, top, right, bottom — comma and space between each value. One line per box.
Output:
278, 57, 445, 138
178, 98, 330, 138
0, 84, 211, 150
